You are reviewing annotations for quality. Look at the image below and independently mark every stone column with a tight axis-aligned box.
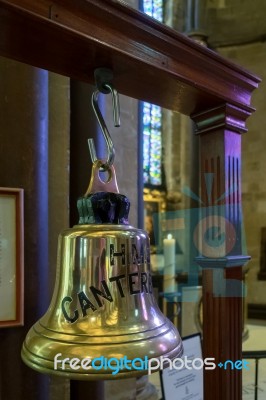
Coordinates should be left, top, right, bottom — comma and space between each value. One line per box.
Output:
69, 80, 105, 400
192, 103, 251, 400
0, 57, 49, 400
48, 72, 70, 400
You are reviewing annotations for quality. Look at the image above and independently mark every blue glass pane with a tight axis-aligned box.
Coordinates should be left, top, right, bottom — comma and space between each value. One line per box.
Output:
143, 0, 163, 22
142, 2, 163, 187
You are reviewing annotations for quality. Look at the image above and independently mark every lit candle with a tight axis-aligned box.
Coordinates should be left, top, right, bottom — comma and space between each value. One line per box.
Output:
163, 233, 176, 294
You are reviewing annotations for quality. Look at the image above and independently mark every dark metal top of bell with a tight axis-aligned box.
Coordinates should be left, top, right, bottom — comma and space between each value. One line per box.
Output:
77, 192, 130, 225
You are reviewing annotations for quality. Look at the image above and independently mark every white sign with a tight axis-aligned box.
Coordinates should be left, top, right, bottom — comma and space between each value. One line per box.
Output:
161, 334, 203, 400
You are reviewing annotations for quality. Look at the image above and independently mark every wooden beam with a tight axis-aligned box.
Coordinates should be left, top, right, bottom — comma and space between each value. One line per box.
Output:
0, 0, 260, 114
193, 104, 251, 400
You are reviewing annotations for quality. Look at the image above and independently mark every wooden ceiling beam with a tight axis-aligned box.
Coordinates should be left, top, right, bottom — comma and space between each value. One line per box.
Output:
0, 0, 260, 114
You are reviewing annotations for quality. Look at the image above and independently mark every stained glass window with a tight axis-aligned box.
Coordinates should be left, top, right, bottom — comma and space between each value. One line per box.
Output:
141, 0, 163, 187
143, 0, 163, 22
143, 102, 162, 185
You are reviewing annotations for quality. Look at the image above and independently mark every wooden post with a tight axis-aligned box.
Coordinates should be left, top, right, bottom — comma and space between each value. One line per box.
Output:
258, 227, 266, 280
192, 104, 251, 400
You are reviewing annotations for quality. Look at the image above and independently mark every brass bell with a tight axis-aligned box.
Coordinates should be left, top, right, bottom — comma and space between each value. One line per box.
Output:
21, 78, 183, 379
21, 165, 182, 379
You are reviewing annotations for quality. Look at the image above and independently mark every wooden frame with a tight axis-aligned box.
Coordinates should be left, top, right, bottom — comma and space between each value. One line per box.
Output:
0, 1, 261, 398
0, 187, 24, 327
144, 197, 161, 250
144, 189, 165, 252
0, 0, 260, 113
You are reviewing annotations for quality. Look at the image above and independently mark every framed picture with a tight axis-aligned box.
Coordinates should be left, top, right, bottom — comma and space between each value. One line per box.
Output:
0, 188, 24, 327
144, 190, 165, 252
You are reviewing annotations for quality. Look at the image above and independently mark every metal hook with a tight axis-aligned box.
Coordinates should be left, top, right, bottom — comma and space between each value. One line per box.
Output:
88, 83, 120, 170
